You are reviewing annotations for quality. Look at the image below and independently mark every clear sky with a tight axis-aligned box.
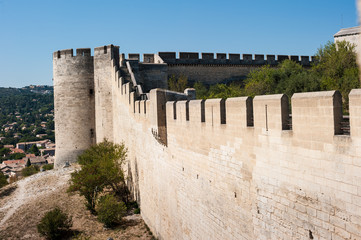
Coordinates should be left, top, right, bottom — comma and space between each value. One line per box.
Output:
0, 0, 358, 88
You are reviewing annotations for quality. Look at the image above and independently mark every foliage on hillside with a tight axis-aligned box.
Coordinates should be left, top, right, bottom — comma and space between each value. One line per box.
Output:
0, 86, 54, 145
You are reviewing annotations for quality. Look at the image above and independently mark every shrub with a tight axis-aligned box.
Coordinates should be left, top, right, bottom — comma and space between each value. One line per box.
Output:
0, 172, 8, 188
96, 194, 127, 228
22, 165, 39, 177
37, 207, 72, 239
42, 164, 54, 171
168, 74, 189, 92
68, 140, 128, 212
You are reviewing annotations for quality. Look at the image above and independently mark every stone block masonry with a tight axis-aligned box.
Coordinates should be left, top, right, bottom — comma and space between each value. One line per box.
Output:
53, 45, 361, 240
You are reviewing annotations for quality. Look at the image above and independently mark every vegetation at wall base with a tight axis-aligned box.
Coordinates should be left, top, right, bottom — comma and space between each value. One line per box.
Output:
37, 207, 72, 240
68, 140, 129, 226
96, 194, 127, 228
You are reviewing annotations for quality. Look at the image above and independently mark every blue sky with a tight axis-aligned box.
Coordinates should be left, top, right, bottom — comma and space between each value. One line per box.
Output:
0, 0, 358, 88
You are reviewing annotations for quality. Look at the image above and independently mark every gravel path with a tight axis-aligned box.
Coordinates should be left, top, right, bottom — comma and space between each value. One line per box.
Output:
0, 167, 74, 229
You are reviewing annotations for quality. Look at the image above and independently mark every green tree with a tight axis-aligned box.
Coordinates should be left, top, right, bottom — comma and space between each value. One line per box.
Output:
37, 207, 72, 240
168, 75, 189, 92
244, 65, 279, 97
313, 40, 360, 109
0, 172, 8, 188
244, 60, 320, 98
193, 82, 209, 99
26, 158, 31, 167
68, 140, 128, 212
0, 147, 11, 157
29, 144, 40, 156
8, 153, 25, 160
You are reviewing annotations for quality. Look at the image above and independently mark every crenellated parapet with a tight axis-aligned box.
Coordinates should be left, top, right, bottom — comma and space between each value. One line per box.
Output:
135, 52, 316, 66
124, 52, 315, 66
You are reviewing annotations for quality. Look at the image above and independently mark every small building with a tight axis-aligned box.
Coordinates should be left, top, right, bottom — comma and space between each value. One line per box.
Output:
334, 26, 360, 56
16, 142, 27, 151
3, 159, 26, 166
28, 156, 48, 165
10, 148, 25, 154
1, 165, 13, 176
40, 148, 55, 156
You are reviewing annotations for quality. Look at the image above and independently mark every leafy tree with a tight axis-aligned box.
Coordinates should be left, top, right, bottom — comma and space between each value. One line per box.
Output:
244, 60, 320, 98
29, 144, 40, 156
37, 207, 72, 240
193, 82, 209, 99
8, 153, 25, 160
0, 172, 8, 188
96, 194, 127, 228
26, 158, 31, 167
313, 40, 360, 109
68, 140, 129, 212
0, 147, 11, 157
168, 75, 189, 92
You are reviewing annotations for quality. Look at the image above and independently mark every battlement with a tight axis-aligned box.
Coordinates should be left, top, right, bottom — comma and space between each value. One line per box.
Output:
94, 44, 119, 56
153, 52, 315, 65
53, 48, 92, 59
164, 90, 347, 135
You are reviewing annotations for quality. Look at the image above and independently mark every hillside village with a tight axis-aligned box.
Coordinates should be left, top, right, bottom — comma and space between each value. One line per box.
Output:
0, 139, 55, 178
0, 86, 55, 180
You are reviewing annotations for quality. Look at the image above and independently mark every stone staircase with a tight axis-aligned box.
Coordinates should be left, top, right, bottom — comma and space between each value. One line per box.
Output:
119, 60, 146, 99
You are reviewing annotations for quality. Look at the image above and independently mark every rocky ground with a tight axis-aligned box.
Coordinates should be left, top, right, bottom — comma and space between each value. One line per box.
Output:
0, 166, 154, 240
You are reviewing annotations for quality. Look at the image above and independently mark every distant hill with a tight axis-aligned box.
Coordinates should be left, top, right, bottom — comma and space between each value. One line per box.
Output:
0, 85, 55, 145
0, 85, 53, 97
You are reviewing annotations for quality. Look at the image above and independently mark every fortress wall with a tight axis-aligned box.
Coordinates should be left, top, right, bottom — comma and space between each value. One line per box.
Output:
139, 63, 168, 92
53, 49, 95, 168
167, 64, 259, 85
94, 44, 119, 142
53, 47, 361, 239
159, 52, 313, 85
108, 56, 361, 240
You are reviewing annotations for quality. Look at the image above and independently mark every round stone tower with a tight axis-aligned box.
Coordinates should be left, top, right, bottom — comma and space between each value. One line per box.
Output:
53, 48, 95, 168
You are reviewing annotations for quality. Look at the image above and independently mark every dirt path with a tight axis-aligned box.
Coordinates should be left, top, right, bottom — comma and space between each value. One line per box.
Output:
0, 167, 154, 239
0, 167, 73, 229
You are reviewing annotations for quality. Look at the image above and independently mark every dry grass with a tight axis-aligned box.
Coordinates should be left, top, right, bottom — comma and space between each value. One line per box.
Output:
0, 167, 154, 240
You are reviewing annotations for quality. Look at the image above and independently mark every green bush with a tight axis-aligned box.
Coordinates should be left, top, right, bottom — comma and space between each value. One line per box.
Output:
0, 172, 8, 188
96, 194, 127, 228
37, 207, 72, 240
168, 74, 189, 92
22, 165, 39, 177
68, 140, 128, 213
42, 164, 54, 171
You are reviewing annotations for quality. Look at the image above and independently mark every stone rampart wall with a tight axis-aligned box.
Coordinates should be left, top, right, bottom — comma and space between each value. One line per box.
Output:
130, 52, 315, 85
108, 60, 361, 239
